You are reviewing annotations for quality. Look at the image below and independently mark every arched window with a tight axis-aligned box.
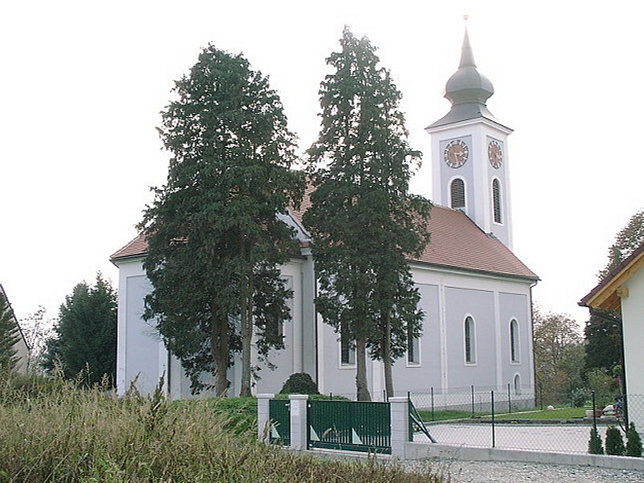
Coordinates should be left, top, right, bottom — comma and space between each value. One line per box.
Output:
450, 178, 465, 209
492, 178, 502, 223
514, 374, 521, 395
464, 316, 476, 364
407, 324, 420, 365
340, 320, 355, 366
510, 319, 519, 363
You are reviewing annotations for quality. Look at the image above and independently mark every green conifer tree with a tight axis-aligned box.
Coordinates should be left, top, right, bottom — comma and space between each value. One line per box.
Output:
626, 423, 643, 457
140, 45, 305, 396
605, 425, 626, 455
0, 289, 21, 373
43, 274, 117, 385
304, 27, 430, 400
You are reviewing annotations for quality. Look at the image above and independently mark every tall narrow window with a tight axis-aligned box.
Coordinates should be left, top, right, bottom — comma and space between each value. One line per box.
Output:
407, 325, 420, 365
514, 374, 521, 395
510, 319, 519, 362
450, 178, 465, 209
340, 320, 355, 366
492, 178, 502, 223
464, 316, 476, 364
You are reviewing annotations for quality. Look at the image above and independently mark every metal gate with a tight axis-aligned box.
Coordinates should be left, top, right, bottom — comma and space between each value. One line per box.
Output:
269, 399, 290, 446
307, 400, 391, 453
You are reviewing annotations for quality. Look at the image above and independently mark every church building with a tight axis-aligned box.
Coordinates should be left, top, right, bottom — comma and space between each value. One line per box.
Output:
111, 29, 538, 402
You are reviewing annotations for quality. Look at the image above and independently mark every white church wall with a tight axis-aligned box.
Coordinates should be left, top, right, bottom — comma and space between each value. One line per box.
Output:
317, 263, 535, 401
498, 292, 533, 392
116, 259, 167, 397
115, 256, 315, 398
390, 283, 442, 392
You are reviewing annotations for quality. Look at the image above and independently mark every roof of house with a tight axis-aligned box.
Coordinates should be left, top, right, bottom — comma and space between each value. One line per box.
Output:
579, 242, 644, 311
111, 201, 537, 281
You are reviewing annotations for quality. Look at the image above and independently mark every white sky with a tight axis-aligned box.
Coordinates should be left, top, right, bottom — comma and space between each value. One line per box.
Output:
1, 1, 642, 329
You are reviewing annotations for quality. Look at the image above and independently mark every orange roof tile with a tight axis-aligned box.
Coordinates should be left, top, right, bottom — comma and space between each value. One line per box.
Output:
411, 205, 537, 280
111, 198, 537, 281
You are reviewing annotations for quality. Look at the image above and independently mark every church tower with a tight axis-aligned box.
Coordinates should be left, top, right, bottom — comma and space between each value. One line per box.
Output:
426, 26, 514, 249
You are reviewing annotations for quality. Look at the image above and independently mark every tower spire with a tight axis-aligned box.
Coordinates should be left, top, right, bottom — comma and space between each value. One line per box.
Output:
460, 15, 476, 68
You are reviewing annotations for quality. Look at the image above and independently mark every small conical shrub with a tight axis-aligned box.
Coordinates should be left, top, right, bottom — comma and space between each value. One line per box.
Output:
588, 427, 604, 454
605, 425, 625, 455
626, 423, 643, 457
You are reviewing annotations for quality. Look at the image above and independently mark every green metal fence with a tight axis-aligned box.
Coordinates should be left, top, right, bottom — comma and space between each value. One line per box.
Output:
307, 400, 391, 453
269, 399, 290, 446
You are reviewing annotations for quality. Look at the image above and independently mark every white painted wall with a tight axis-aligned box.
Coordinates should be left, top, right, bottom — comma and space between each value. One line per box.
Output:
114, 255, 316, 398
319, 263, 535, 402
621, 266, 644, 433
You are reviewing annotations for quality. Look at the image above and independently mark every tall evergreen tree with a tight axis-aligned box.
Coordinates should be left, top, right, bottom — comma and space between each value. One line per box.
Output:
43, 273, 117, 384
140, 45, 305, 396
304, 27, 430, 401
598, 210, 644, 280
0, 289, 21, 373
585, 210, 643, 381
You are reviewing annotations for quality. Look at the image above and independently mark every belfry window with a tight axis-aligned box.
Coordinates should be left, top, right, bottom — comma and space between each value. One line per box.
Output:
450, 178, 465, 209
492, 178, 502, 223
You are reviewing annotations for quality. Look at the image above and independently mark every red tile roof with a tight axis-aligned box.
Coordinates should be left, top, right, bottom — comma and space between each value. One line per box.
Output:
111, 200, 537, 281
410, 205, 537, 280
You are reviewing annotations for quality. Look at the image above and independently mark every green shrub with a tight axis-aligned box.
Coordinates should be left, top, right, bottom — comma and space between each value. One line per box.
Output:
588, 427, 604, 454
279, 372, 319, 394
605, 425, 625, 455
571, 388, 591, 408
626, 423, 643, 457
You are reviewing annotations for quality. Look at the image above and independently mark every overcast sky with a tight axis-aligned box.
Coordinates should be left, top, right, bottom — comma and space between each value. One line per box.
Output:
1, 1, 642, 330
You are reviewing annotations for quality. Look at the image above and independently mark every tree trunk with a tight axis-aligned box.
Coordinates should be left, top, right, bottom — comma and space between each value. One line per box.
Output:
355, 335, 371, 401
239, 253, 253, 397
383, 312, 394, 400
211, 316, 229, 397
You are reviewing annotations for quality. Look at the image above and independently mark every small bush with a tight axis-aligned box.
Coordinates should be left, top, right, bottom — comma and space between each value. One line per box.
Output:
626, 423, 643, 457
605, 425, 625, 455
571, 388, 591, 408
588, 427, 604, 454
279, 372, 319, 395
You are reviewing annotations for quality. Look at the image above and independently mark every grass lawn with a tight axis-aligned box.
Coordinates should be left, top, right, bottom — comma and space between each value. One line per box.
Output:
494, 406, 588, 420
418, 406, 588, 422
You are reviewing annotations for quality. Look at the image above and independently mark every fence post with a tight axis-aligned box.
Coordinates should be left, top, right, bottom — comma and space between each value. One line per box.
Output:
431, 387, 435, 421
491, 390, 496, 448
592, 391, 597, 433
257, 393, 274, 443
288, 394, 308, 451
389, 397, 409, 459
539, 382, 543, 411
507, 383, 512, 414
471, 385, 475, 417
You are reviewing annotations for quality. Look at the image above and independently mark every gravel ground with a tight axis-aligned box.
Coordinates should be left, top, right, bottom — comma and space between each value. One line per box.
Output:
443, 460, 644, 483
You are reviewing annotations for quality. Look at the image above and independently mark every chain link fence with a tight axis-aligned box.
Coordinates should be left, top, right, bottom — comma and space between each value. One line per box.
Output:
409, 388, 644, 455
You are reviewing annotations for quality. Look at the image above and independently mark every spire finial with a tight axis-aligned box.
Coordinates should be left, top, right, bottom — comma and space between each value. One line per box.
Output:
459, 16, 476, 68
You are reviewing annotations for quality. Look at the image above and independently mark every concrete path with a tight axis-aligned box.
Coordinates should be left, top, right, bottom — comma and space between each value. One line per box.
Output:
420, 422, 608, 454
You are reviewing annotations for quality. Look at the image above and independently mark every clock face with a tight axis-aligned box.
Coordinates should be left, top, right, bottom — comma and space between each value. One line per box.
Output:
443, 139, 469, 168
488, 140, 503, 169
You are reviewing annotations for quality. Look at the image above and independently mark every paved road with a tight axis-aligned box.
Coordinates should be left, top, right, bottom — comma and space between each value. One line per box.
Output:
448, 460, 644, 483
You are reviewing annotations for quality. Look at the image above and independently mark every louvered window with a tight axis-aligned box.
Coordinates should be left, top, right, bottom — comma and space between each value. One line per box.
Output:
450, 178, 465, 209
493, 179, 502, 223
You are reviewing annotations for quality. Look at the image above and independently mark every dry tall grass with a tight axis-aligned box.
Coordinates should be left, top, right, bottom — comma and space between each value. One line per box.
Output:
0, 374, 446, 482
